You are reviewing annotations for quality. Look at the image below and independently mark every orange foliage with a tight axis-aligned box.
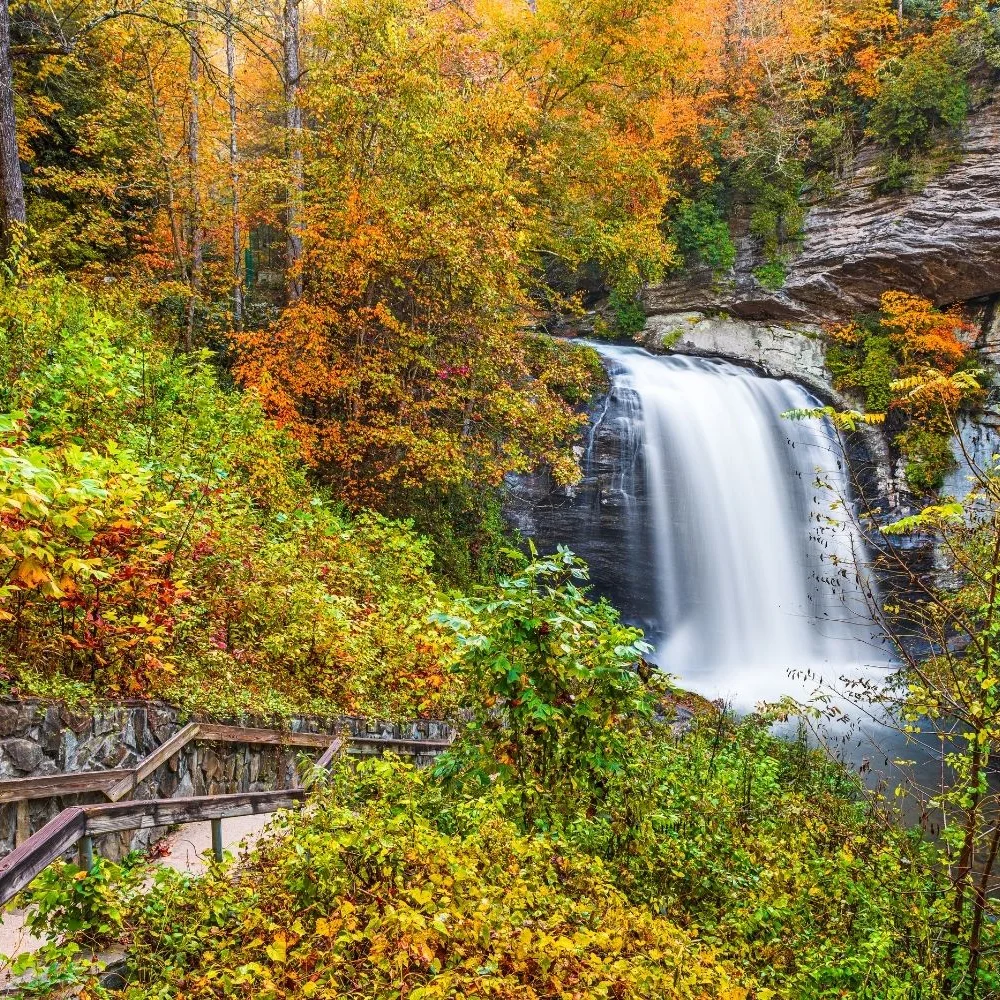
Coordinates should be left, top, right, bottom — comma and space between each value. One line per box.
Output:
878, 290, 974, 375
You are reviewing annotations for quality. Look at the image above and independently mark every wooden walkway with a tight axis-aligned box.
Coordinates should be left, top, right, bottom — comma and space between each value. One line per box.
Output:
0, 725, 452, 907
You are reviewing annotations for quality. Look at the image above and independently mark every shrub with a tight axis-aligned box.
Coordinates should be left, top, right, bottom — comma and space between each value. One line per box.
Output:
432, 547, 657, 831
113, 761, 745, 1000
753, 260, 787, 290
867, 36, 969, 150
672, 198, 737, 272
0, 274, 461, 720
63, 727, 967, 1000
825, 292, 981, 496
608, 289, 647, 337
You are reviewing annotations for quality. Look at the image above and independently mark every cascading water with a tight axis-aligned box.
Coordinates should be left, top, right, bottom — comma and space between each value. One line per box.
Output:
508, 343, 886, 709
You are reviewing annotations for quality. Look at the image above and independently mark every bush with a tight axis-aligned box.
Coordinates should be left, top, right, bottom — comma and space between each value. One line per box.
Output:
432, 547, 656, 831
753, 260, 787, 290
608, 289, 647, 337
114, 761, 745, 1000
825, 292, 981, 497
867, 36, 970, 150
672, 198, 736, 272
0, 274, 461, 720
898, 425, 958, 492
53, 724, 968, 1000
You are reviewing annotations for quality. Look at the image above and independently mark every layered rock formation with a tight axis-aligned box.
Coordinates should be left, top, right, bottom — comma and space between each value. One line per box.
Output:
643, 99, 1000, 325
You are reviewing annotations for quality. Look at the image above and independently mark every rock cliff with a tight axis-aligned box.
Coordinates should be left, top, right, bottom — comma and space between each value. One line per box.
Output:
643, 99, 1000, 325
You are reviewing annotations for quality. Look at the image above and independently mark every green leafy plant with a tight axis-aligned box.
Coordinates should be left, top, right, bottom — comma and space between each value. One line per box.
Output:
753, 260, 787, 290
867, 36, 970, 150
432, 545, 657, 830
608, 289, 647, 337
672, 198, 736, 272
17, 855, 148, 950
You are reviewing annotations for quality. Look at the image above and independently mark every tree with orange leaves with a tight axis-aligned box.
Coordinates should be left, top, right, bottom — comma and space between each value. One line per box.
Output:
827, 290, 982, 493
235, 0, 694, 561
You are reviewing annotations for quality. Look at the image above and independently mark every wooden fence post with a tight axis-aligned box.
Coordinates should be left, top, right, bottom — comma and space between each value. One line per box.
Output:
78, 834, 94, 872
211, 817, 223, 863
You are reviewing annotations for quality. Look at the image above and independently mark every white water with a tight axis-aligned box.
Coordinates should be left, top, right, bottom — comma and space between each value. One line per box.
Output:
591, 345, 885, 708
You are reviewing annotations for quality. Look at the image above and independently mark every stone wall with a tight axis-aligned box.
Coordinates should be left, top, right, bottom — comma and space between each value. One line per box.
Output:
0, 701, 453, 859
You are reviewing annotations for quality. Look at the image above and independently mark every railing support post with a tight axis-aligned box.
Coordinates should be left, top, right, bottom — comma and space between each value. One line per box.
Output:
211, 817, 223, 863
78, 834, 94, 872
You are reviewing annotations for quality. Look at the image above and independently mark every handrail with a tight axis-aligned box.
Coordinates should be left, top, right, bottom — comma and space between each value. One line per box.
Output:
0, 808, 87, 906
0, 737, 345, 908
0, 789, 308, 907
0, 724, 452, 805
105, 722, 201, 802
0, 729, 453, 908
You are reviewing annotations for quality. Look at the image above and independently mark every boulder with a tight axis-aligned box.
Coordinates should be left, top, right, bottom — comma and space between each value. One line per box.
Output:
1, 738, 43, 773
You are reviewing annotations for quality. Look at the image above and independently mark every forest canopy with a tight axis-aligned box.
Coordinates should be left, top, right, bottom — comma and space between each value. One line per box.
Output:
1, 0, 1000, 997
0, 0, 995, 559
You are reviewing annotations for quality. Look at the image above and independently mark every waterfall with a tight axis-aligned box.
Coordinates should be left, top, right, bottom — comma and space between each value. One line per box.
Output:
509, 343, 886, 709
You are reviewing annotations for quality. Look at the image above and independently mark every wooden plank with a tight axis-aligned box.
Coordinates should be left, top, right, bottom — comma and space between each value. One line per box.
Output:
83, 789, 306, 836
106, 722, 201, 802
14, 800, 29, 846
314, 737, 344, 770
0, 769, 133, 804
349, 736, 453, 751
0, 807, 86, 907
197, 723, 334, 749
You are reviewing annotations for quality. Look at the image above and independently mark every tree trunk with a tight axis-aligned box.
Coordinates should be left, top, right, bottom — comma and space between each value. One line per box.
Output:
966, 811, 1000, 999
185, 4, 203, 352
282, 0, 303, 302
0, 0, 26, 249
139, 37, 188, 283
223, 0, 243, 330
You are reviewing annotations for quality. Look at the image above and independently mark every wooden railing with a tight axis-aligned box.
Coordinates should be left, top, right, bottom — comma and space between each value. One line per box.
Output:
0, 724, 451, 804
0, 724, 453, 908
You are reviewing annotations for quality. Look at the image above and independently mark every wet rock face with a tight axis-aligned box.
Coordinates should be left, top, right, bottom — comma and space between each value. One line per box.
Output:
506, 386, 661, 635
644, 99, 1000, 323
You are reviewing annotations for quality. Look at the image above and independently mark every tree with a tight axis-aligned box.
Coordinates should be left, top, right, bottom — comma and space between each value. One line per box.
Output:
0, 0, 26, 247
222, 0, 243, 329
792, 354, 999, 998
280, 0, 302, 302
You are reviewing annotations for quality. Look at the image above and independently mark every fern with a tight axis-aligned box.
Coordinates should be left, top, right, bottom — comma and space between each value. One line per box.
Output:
783, 406, 886, 431
881, 502, 965, 535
